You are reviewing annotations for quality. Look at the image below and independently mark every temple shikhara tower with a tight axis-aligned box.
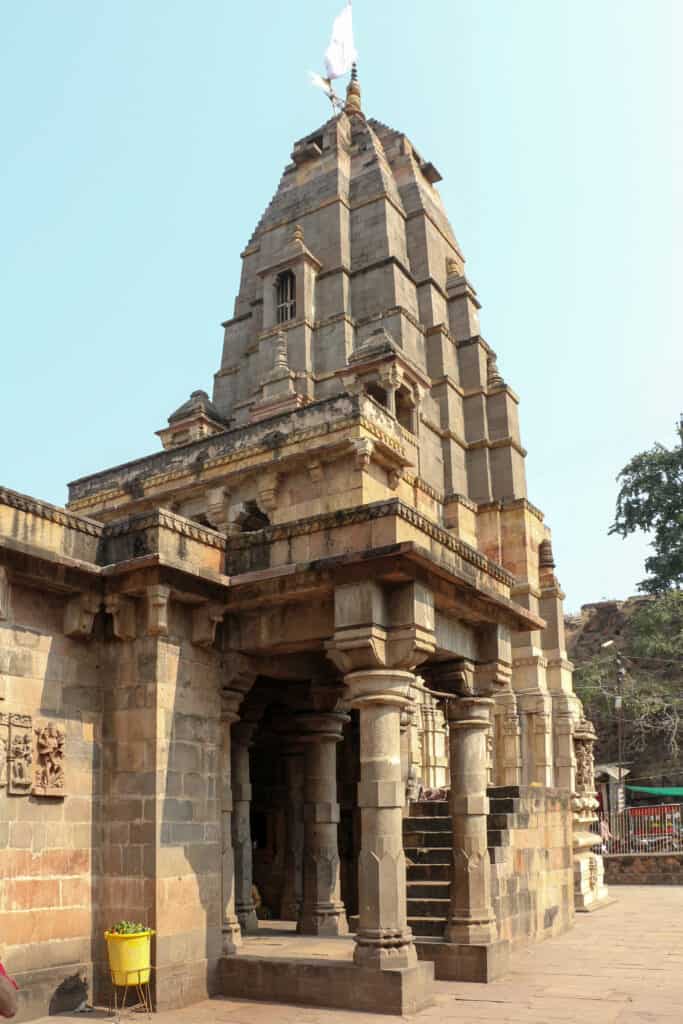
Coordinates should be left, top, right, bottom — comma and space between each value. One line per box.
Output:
0, 69, 608, 1019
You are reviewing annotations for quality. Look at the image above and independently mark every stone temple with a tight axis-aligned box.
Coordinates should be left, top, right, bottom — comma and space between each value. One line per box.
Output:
0, 73, 609, 1019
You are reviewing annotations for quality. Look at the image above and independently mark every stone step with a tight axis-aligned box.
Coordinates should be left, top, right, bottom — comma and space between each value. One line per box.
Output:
408, 916, 447, 938
487, 828, 513, 848
408, 801, 449, 817
407, 897, 450, 918
405, 863, 450, 882
488, 797, 521, 815
407, 880, 450, 900
488, 812, 530, 830
403, 815, 452, 832
402, 831, 452, 848
404, 847, 451, 864
488, 785, 522, 799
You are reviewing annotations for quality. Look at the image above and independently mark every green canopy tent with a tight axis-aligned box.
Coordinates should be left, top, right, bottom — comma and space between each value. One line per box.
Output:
626, 785, 683, 797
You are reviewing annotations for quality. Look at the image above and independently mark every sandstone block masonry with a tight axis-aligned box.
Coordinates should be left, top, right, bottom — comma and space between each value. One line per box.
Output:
605, 853, 683, 885
1, 73, 604, 1019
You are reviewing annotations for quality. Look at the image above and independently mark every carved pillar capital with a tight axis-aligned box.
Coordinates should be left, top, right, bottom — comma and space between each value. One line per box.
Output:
426, 658, 476, 697
325, 580, 435, 675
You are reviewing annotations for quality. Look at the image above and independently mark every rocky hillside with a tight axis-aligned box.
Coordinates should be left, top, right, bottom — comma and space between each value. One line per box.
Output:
565, 597, 653, 662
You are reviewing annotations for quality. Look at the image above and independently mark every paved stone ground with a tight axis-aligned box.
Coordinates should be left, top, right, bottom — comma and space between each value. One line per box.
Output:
40, 887, 683, 1024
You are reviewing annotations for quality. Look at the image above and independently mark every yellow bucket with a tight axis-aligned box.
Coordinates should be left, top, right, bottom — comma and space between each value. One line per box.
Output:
104, 930, 154, 986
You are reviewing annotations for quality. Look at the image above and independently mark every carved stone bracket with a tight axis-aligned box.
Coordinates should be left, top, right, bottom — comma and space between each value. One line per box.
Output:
352, 437, 374, 471
387, 468, 402, 490
64, 592, 101, 639
307, 459, 324, 485
257, 473, 279, 513
146, 584, 171, 637
104, 593, 137, 641
206, 486, 230, 531
0, 567, 9, 620
192, 601, 227, 648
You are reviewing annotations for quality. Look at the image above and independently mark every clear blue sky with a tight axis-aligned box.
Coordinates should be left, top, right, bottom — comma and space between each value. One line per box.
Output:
1, 1, 680, 612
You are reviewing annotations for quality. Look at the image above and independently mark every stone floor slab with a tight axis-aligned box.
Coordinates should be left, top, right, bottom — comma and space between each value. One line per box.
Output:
33, 888, 683, 1024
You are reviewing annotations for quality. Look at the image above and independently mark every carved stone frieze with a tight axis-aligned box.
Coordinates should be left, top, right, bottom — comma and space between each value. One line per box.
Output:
33, 720, 66, 797
8, 714, 32, 795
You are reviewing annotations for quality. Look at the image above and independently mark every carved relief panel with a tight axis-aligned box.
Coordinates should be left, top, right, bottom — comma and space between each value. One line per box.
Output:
33, 721, 66, 797
0, 712, 7, 787
8, 714, 32, 795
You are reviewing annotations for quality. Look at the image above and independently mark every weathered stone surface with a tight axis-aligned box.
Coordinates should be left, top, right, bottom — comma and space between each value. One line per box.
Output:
0, 71, 591, 1022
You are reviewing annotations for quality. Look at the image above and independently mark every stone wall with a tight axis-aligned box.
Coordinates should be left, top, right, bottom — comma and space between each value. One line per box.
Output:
96, 607, 224, 1011
604, 853, 683, 885
0, 583, 102, 1022
0, 574, 225, 1021
488, 786, 574, 945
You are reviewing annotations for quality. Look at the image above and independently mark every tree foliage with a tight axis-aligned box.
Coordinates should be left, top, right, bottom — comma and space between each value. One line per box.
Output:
609, 416, 683, 593
573, 592, 683, 779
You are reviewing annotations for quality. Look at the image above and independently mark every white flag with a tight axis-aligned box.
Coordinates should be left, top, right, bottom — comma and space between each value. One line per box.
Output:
324, 3, 358, 80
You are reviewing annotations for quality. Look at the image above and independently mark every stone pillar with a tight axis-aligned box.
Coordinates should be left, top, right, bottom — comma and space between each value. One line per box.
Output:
346, 669, 417, 969
572, 718, 611, 912
298, 711, 349, 936
445, 697, 497, 945
426, 695, 510, 982
280, 742, 305, 920
493, 689, 522, 787
232, 720, 259, 934
219, 697, 242, 954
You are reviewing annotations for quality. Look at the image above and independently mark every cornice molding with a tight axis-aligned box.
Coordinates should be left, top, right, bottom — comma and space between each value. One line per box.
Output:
227, 497, 514, 587
103, 509, 227, 550
0, 487, 103, 538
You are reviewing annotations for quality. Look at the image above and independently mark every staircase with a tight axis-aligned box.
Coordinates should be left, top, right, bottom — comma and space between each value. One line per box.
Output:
403, 789, 520, 940
403, 799, 452, 938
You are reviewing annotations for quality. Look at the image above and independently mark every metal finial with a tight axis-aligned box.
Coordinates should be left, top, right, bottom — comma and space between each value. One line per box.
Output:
351, 62, 358, 81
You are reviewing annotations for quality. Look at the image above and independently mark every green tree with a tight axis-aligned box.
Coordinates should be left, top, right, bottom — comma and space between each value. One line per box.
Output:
609, 416, 683, 593
573, 592, 683, 777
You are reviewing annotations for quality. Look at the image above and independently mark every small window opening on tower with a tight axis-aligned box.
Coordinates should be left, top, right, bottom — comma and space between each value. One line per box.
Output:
276, 271, 296, 324
365, 382, 388, 409
237, 501, 271, 533
396, 386, 416, 433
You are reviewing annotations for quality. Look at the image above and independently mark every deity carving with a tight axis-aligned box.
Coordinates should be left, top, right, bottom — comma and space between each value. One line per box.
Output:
8, 714, 32, 795
572, 718, 599, 823
0, 712, 7, 787
33, 721, 66, 797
